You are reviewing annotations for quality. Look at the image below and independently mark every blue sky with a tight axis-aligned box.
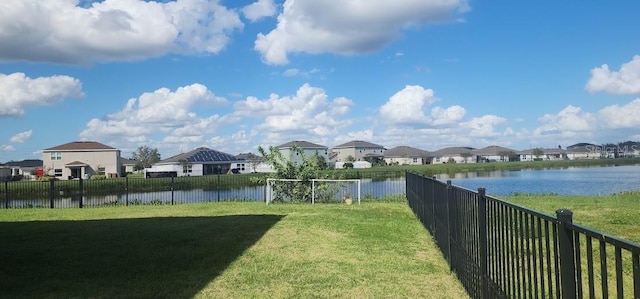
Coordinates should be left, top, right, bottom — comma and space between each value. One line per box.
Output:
2, 0, 640, 162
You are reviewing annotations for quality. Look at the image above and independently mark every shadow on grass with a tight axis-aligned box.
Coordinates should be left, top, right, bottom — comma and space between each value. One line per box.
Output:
0, 215, 283, 298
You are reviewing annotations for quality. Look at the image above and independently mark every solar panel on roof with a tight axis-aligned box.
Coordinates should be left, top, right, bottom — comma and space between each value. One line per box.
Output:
187, 150, 235, 162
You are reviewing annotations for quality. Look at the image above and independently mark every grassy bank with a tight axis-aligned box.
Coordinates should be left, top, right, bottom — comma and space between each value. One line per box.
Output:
505, 191, 640, 243
0, 202, 467, 299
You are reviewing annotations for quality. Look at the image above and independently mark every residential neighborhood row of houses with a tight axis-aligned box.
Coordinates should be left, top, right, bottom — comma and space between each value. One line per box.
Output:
1, 140, 639, 181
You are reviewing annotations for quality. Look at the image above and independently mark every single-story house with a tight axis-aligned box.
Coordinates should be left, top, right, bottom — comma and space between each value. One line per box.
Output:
431, 147, 476, 164
145, 147, 248, 177
519, 148, 568, 161
384, 146, 431, 165
473, 145, 518, 162
3, 159, 43, 179
42, 141, 121, 180
120, 157, 137, 174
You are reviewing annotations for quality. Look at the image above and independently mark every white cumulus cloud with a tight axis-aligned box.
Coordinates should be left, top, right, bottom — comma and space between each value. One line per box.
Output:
460, 115, 506, 137
0, 0, 243, 64
0, 72, 83, 117
233, 83, 353, 140
534, 105, 596, 139
255, 0, 470, 64
429, 105, 466, 125
80, 83, 228, 143
380, 85, 436, 125
598, 98, 640, 128
586, 55, 640, 94
242, 0, 277, 22
10, 130, 33, 143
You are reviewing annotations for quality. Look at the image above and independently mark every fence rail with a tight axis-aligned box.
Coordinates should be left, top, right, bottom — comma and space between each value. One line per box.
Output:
1, 172, 406, 209
406, 171, 640, 299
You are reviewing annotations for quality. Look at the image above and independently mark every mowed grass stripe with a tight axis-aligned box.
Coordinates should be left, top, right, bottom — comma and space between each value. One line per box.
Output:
0, 202, 468, 299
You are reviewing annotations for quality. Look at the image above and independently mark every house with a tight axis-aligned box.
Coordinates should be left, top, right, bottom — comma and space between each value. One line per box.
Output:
276, 141, 329, 165
565, 143, 600, 159
42, 141, 121, 180
3, 159, 43, 180
473, 145, 518, 162
120, 157, 138, 174
519, 148, 568, 161
331, 140, 386, 163
431, 147, 476, 164
145, 147, 247, 177
384, 146, 431, 165
235, 153, 271, 173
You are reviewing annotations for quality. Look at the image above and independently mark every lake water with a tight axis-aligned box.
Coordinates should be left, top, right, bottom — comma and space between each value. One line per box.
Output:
437, 164, 640, 196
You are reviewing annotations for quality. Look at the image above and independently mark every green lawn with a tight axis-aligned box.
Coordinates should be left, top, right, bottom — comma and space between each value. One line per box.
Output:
0, 202, 467, 299
505, 191, 640, 243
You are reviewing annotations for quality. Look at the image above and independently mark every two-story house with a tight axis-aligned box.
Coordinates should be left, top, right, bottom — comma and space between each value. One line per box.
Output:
276, 141, 329, 165
42, 141, 121, 180
331, 140, 386, 162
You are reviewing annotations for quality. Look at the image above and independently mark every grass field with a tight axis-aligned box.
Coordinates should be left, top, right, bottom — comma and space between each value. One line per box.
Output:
505, 191, 640, 243
0, 202, 468, 299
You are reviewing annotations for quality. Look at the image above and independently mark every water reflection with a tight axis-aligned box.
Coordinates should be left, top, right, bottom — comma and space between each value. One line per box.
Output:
442, 165, 640, 196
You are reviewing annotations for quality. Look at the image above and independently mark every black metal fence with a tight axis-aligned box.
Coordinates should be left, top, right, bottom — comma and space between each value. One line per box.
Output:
406, 171, 640, 299
1, 172, 406, 209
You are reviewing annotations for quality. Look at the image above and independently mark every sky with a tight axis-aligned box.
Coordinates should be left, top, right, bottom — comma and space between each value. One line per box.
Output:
1, 0, 640, 162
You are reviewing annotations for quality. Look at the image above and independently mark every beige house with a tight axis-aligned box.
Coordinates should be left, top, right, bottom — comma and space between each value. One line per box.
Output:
42, 141, 121, 180
384, 146, 431, 165
331, 140, 386, 162
431, 147, 476, 164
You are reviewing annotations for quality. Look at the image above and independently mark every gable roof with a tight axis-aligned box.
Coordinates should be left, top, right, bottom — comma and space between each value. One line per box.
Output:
473, 145, 517, 156
120, 157, 137, 165
432, 146, 475, 156
518, 148, 565, 155
384, 146, 431, 157
4, 159, 43, 168
44, 141, 116, 151
333, 140, 385, 149
276, 140, 327, 149
235, 153, 264, 161
160, 147, 239, 164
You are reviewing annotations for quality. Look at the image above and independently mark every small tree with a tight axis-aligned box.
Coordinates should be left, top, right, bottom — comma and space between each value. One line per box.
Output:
132, 145, 161, 170
256, 145, 323, 203
532, 148, 544, 161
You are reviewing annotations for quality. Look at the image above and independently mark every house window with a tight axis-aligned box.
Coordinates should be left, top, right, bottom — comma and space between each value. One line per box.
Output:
183, 165, 192, 173
97, 167, 105, 175
50, 152, 62, 160
412, 157, 418, 163
54, 169, 62, 177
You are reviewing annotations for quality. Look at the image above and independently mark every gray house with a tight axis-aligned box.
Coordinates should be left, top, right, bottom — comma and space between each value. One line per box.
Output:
145, 147, 247, 177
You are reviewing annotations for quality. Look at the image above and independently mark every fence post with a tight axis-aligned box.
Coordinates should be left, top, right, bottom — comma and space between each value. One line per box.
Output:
431, 176, 437, 232
171, 176, 175, 205
478, 188, 489, 299
217, 174, 221, 202
78, 178, 83, 208
4, 180, 8, 209
49, 179, 55, 209
125, 177, 129, 206
446, 180, 454, 271
556, 209, 577, 299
